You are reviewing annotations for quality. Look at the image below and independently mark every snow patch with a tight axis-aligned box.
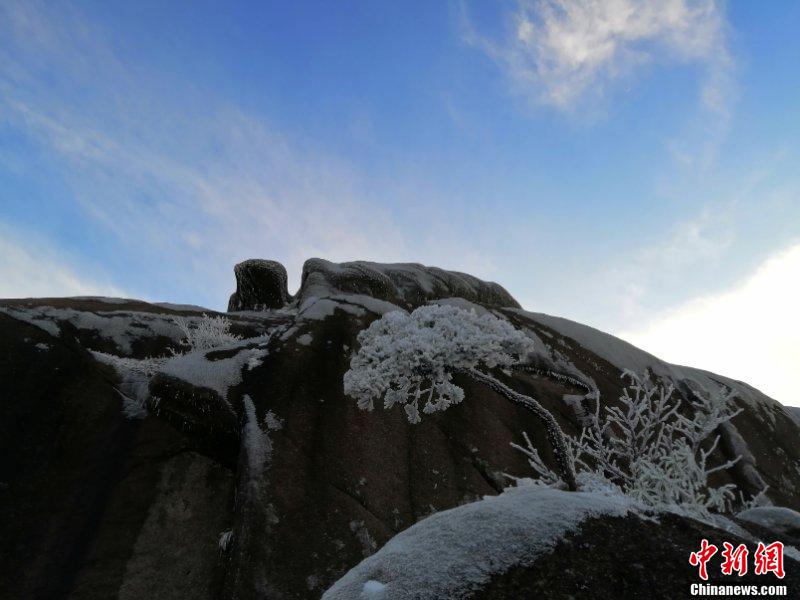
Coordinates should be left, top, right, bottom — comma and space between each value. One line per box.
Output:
92, 352, 165, 419
296, 333, 314, 346
360, 580, 387, 600
263, 410, 283, 431
218, 530, 233, 552
243, 394, 271, 476
160, 345, 267, 399
298, 297, 367, 321
0, 307, 61, 336
324, 486, 629, 600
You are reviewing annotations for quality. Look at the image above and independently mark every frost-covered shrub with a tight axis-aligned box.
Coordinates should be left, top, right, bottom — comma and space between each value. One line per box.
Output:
344, 304, 578, 490
173, 314, 241, 352
515, 370, 747, 517
344, 305, 536, 422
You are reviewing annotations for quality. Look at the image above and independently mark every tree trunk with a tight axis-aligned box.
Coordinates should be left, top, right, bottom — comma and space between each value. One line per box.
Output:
465, 368, 578, 491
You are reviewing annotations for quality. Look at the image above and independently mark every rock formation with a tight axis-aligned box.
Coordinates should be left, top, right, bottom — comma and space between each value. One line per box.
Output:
0, 261, 798, 599
228, 259, 291, 311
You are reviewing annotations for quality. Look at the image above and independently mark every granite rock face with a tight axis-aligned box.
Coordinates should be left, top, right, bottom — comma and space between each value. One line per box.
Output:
1, 260, 798, 599
228, 259, 291, 311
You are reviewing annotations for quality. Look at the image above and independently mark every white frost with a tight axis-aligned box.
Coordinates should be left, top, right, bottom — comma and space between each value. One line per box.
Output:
296, 333, 314, 346
218, 530, 233, 551
160, 346, 267, 399
324, 485, 629, 600
360, 580, 387, 600
243, 394, 271, 476
344, 304, 537, 422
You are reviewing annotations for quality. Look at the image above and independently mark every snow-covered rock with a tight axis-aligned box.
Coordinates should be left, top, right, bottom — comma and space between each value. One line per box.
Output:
737, 506, 800, 537
2, 258, 799, 600
297, 258, 521, 310
324, 485, 631, 600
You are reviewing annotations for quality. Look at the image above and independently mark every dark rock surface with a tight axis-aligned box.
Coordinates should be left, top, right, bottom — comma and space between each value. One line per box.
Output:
476, 512, 799, 599
0, 311, 234, 600
228, 259, 291, 311
1, 259, 798, 599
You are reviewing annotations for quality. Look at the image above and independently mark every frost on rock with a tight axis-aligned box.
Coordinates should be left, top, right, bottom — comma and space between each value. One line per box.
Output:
92, 352, 166, 419
243, 394, 271, 477
360, 580, 387, 600
323, 485, 629, 600
350, 520, 378, 558
218, 530, 234, 552
297, 297, 367, 322
263, 410, 283, 431
96, 340, 267, 418
296, 333, 314, 346
0, 307, 61, 337
297, 259, 521, 310
160, 345, 267, 399
92, 315, 274, 419
737, 506, 800, 535
0, 305, 217, 355
515, 308, 787, 428
718, 420, 768, 494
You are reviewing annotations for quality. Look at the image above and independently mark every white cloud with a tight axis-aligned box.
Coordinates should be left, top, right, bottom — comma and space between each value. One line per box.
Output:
467, 0, 731, 113
619, 242, 800, 407
0, 228, 126, 299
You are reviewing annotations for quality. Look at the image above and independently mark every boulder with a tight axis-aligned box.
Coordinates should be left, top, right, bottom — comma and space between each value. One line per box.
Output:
228, 259, 291, 311
297, 258, 521, 309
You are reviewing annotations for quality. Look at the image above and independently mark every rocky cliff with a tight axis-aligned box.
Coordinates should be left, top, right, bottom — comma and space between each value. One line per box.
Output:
1, 259, 798, 599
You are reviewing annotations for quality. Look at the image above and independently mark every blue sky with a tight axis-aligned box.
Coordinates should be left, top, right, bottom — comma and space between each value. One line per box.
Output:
1, 1, 798, 404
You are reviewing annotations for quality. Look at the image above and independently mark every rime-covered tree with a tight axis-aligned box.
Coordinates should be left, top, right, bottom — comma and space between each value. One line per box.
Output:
173, 314, 241, 352
514, 371, 753, 516
343, 304, 578, 491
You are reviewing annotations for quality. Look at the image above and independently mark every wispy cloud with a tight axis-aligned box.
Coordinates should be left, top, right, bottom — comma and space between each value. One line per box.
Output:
619, 242, 800, 407
464, 0, 732, 116
0, 1, 494, 306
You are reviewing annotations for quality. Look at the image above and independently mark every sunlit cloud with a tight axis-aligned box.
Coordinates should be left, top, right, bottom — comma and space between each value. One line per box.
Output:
465, 0, 731, 115
0, 226, 127, 299
619, 242, 800, 407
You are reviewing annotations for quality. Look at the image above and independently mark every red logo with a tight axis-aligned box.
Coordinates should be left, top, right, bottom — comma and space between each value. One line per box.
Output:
689, 539, 718, 581
720, 542, 748, 576
754, 541, 785, 579
690, 540, 785, 580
